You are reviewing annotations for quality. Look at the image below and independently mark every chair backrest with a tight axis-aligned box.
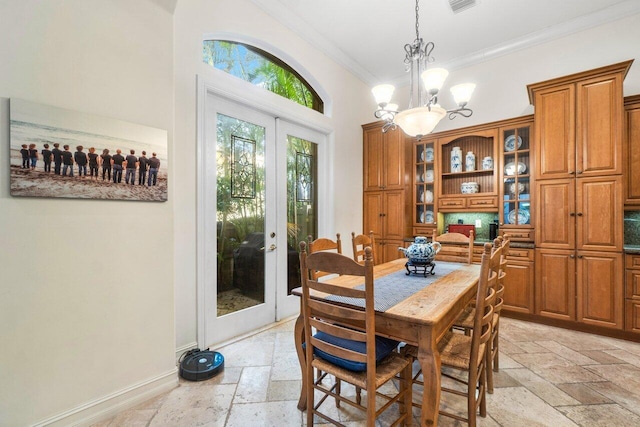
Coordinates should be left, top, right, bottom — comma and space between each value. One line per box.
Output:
433, 229, 474, 264
469, 242, 501, 369
492, 236, 510, 319
307, 233, 342, 280
299, 242, 377, 386
351, 231, 375, 265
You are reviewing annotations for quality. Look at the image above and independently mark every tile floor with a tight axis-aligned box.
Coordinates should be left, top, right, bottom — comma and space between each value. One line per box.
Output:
94, 317, 640, 426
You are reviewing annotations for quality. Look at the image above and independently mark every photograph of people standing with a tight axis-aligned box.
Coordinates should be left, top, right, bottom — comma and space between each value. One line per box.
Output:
111, 149, 125, 183
41, 143, 52, 173
52, 142, 63, 175
101, 148, 112, 181
62, 145, 74, 177
125, 149, 138, 185
147, 152, 160, 186
138, 151, 148, 186
74, 145, 88, 178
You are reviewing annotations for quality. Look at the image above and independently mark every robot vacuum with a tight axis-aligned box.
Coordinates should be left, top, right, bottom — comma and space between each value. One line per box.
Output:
179, 348, 224, 381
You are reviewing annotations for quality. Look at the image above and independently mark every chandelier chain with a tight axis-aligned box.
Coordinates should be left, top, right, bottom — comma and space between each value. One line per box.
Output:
415, 0, 420, 42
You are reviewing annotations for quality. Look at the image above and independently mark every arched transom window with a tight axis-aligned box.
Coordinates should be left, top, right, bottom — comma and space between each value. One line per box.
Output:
203, 40, 324, 114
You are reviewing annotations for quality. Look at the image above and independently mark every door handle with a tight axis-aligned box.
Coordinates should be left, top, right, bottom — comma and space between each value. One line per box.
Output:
268, 244, 277, 251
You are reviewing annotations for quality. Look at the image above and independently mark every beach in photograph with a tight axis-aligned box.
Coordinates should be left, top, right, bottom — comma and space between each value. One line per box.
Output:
9, 99, 168, 201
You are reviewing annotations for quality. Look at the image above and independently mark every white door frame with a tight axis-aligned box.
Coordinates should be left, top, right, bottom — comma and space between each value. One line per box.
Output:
196, 73, 334, 347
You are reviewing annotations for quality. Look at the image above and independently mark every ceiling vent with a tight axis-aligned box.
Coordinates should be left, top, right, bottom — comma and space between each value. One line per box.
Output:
448, 0, 477, 14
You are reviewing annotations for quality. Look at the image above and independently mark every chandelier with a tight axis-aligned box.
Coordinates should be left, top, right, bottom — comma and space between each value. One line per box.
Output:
372, 0, 475, 138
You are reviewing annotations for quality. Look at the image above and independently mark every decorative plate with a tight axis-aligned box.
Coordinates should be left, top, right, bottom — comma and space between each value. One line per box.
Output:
504, 161, 527, 176
504, 135, 523, 152
422, 170, 435, 183
424, 147, 434, 162
420, 210, 434, 223
508, 209, 530, 225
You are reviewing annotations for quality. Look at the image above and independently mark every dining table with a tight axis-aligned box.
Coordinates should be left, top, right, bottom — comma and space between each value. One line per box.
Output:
292, 257, 481, 427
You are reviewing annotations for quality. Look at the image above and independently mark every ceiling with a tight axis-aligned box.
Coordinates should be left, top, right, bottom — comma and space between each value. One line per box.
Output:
250, 0, 640, 86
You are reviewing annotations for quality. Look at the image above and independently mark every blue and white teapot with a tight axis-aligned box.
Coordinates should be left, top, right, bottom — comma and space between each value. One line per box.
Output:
398, 236, 442, 264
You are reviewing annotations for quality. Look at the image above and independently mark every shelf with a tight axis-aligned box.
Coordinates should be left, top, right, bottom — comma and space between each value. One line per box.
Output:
442, 169, 494, 177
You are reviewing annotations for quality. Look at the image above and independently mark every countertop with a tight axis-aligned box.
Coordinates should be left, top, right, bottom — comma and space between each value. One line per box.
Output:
625, 245, 640, 254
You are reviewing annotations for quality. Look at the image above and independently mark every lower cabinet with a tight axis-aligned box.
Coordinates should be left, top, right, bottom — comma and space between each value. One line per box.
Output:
535, 249, 623, 329
503, 248, 535, 314
625, 254, 640, 332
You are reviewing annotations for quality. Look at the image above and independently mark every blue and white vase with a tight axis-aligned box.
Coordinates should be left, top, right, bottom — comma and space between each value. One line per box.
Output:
465, 151, 476, 172
482, 156, 493, 170
451, 146, 462, 173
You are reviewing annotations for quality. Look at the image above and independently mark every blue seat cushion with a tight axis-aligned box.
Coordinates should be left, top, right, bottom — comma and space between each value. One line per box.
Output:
312, 331, 399, 372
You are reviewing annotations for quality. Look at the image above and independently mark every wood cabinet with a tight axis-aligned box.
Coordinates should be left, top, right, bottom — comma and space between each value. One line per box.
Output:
363, 124, 406, 191
536, 176, 623, 252
577, 252, 623, 329
499, 120, 534, 236
362, 123, 412, 264
624, 95, 640, 207
528, 61, 631, 180
412, 138, 437, 236
503, 248, 535, 314
625, 254, 640, 333
437, 128, 499, 211
529, 61, 630, 331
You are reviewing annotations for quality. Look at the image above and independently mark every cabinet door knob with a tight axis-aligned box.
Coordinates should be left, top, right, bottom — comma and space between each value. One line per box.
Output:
577, 254, 583, 259
570, 254, 575, 259
570, 212, 576, 217
577, 170, 583, 174
569, 171, 575, 175
577, 212, 583, 217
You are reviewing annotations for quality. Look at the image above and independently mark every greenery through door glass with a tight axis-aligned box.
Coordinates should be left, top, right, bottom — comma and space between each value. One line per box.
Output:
203, 40, 324, 113
216, 114, 266, 316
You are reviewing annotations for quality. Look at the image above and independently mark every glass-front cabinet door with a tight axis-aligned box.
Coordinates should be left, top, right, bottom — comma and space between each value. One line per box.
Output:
414, 139, 437, 235
500, 123, 534, 239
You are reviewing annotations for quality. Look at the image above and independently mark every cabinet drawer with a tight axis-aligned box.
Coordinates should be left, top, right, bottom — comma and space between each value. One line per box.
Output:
501, 229, 534, 242
626, 254, 640, 269
507, 248, 534, 261
467, 196, 498, 208
439, 198, 465, 209
626, 269, 640, 299
625, 299, 640, 333
413, 226, 435, 236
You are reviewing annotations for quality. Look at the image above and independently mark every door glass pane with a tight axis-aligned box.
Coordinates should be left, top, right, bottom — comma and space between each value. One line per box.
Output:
286, 136, 317, 295
216, 113, 266, 316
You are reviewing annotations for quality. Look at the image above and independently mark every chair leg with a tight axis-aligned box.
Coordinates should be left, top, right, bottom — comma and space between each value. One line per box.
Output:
478, 362, 487, 420
335, 379, 341, 408
493, 326, 500, 372
486, 342, 494, 394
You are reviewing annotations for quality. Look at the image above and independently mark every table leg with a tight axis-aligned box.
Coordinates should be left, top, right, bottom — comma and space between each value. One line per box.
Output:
294, 313, 307, 411
417, 327, 440, 426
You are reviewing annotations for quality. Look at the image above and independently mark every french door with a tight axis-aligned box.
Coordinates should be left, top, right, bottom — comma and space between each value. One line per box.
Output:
200, 93, 324, 346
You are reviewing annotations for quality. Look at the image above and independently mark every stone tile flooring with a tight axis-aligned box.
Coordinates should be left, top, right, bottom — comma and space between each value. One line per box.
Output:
94, 318, 640, 426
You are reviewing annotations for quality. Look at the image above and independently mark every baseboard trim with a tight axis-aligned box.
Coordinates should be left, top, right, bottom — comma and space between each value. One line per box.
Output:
32, 368, 178, 427
175, 341, 199, 362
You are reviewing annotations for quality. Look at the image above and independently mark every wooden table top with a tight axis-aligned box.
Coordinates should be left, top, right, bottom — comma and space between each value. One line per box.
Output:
294, 258, 481, 334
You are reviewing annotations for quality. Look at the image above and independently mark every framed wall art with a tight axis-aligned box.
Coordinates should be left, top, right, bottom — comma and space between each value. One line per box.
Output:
9, 98, 168, 201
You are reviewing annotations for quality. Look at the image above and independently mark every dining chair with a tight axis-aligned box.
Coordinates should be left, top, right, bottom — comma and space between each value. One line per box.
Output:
307, 233, 342, 280
403, 242, 501, 426
299, 242, 413, 427
432, 229, 474, 264
351, 231, 375, 265
453, 236, 510, 393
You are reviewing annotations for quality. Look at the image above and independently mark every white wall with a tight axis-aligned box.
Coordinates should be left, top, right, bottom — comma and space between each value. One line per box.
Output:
173, 0, 372, 350
0, 1, 176, 425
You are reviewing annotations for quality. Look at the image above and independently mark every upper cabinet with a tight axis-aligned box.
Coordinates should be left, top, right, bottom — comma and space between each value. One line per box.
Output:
413, 138, 438, 234
528, 61, 632, 180
624, 95, 640, 207
499, 119, 534, 238
437, 128, 499, 211
363, 123, 406, 191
